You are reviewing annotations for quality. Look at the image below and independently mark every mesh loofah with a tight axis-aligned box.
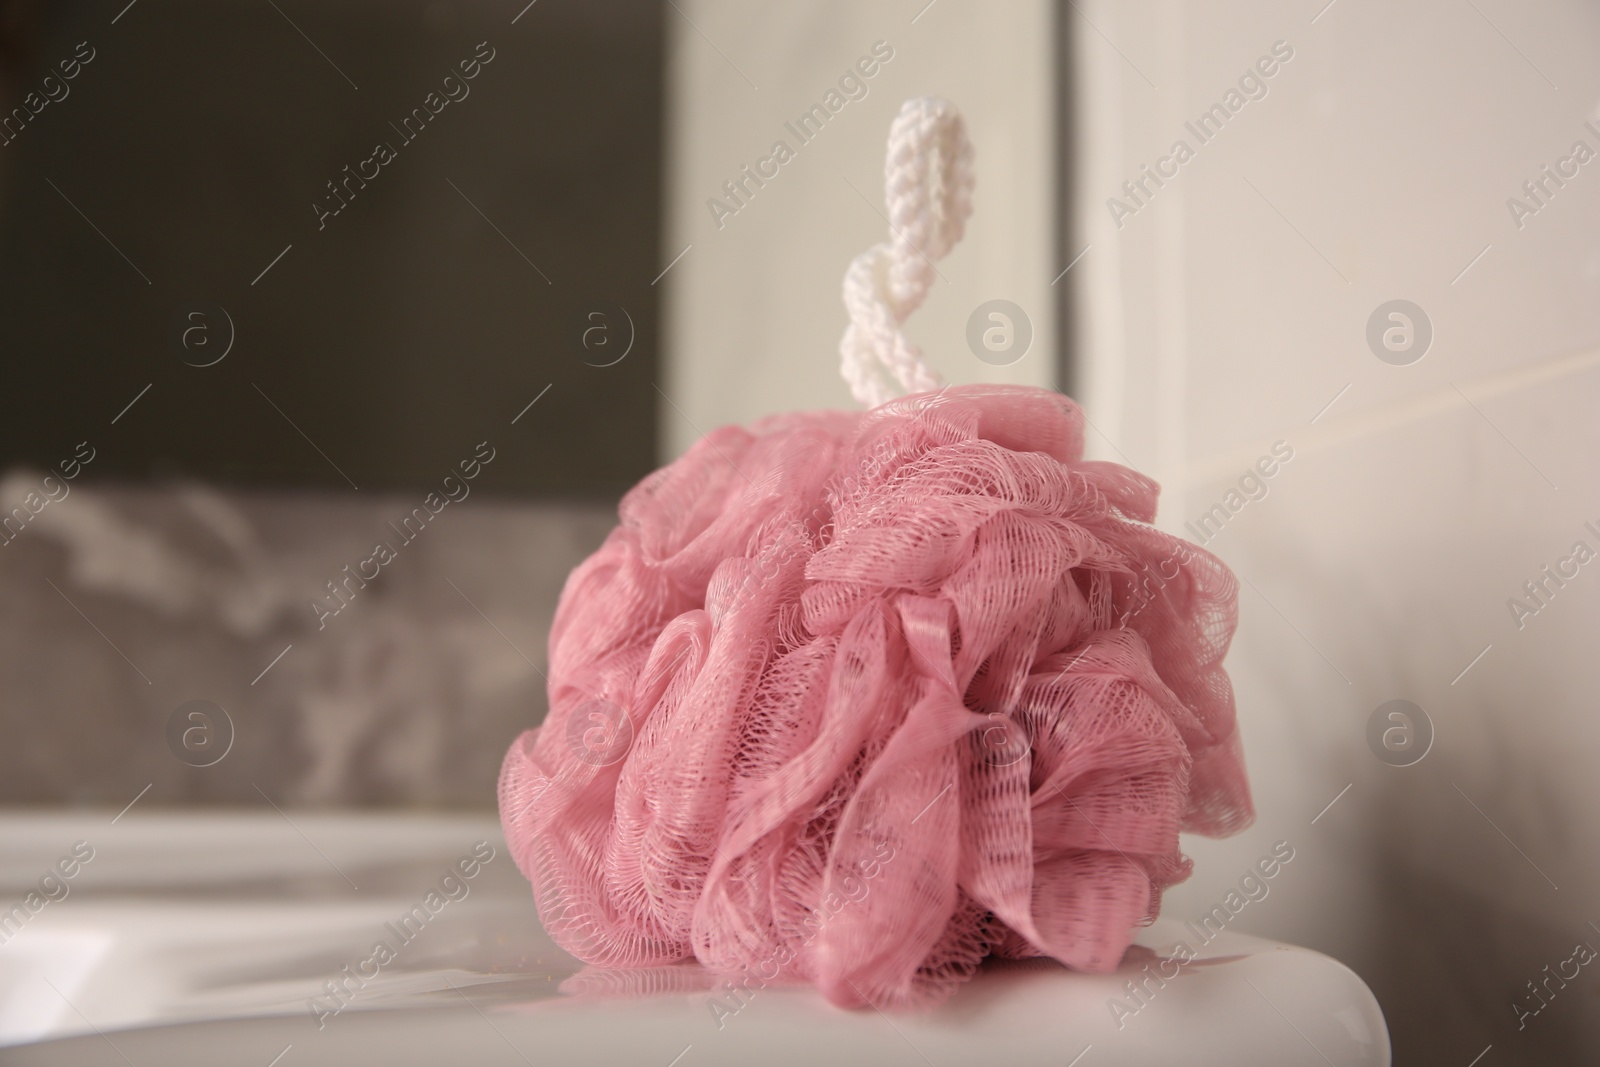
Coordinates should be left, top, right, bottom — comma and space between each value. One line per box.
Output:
497, 98, 1252, 1010
498, 385, 1251, 1008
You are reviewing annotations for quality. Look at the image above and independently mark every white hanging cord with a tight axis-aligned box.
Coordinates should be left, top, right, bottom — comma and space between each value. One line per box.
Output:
839, 96, 976, 408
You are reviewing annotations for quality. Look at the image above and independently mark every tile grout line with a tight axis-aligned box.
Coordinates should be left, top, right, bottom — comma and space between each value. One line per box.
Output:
1185, 343, 1600, 484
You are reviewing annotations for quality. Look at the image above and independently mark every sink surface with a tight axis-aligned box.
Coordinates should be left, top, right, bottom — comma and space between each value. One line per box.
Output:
0, 811, 1389, 1065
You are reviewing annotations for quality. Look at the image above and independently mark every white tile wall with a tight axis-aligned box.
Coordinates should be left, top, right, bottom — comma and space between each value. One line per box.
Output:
662, 1, 1599, 1059
660, 0, 1059, 458
1071, 1, 1600, 1061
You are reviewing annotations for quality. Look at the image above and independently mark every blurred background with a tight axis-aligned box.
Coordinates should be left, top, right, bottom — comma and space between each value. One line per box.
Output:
2, 1, 1598, 1063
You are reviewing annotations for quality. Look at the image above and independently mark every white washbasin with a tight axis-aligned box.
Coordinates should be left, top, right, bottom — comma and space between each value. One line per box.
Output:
0, 811, 1389, 1065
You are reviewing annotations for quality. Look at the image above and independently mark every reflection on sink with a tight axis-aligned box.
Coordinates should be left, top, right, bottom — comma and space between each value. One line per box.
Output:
0, 929, 114, 1044
0, 812, 569, 1047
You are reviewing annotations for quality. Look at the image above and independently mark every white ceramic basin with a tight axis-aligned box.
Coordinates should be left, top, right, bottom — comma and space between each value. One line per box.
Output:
0, 811, 1389, 1065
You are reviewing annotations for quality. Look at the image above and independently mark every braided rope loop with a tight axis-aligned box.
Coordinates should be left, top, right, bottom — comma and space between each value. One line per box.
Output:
839, 97, 976, 408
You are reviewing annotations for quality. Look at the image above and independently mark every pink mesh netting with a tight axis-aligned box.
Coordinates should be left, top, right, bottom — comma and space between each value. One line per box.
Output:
498, 383, 1252, 1009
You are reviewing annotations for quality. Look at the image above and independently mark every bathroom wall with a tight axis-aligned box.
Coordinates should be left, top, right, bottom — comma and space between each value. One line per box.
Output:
1067, 1, 1600, 1064
0, 2, 656, 812
659, 0, 1060, 458
0, 0, 664, 498
664, 1, 1600, 1062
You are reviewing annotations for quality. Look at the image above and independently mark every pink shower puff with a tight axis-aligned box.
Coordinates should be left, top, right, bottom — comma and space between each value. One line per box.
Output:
498, 383, 1253, 1009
